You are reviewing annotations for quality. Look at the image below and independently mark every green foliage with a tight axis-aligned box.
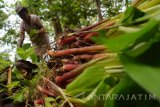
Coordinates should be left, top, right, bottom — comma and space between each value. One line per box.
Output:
105, 76, 160, 107
0, 52, 12, 72
65, 5, 160, 107
0, 10, 8, 29
16, 43, 38, 62
0, 0, 19, 50
13, 90, 25, 102
101, 0, 131, 17
121, 6, 146, 25
19, 0, 97, 29
4, 61, 50, 103
29, 29, 38, 38
66, 58, 120, 97
44, 97, 56, 107
0, 0, 8, 28
66, 57, 122, 106
99, 20, 159, 53
2, 0, 160, 107
120, 53, 160, 101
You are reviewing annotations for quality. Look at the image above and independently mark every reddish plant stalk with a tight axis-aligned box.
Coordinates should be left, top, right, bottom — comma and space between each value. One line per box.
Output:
63, 64, 81, 71
57, 36, 77, 45
37, 85, 55, 97
73, 53, 107, 60
56, 56, 107, 85
47, 45, 106, 57
84, 32, 98, 42
34, 99, 44, 105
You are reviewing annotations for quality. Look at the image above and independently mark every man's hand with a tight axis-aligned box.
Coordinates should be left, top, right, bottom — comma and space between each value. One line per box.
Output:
18, 31, 25, 47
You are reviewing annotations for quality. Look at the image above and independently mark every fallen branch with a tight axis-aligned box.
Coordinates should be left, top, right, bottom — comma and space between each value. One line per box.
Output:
47, 45, 106, 57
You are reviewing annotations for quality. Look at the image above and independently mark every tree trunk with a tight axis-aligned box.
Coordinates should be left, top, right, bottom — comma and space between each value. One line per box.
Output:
95, 0, 103, 21
47, 0, 63, 39
52, 15, 63, 39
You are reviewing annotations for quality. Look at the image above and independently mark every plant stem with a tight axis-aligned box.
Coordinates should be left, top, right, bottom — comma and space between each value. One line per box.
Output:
67, 97, 85, 104
47, 45, 106, 57
56, 56, 108, 85
131, 0, 143, 7
7, 66, 12, 85
138, 0, 160, 10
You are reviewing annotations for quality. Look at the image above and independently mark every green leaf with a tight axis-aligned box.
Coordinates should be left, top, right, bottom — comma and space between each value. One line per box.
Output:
13, 87, 29, 102
121, 6, 145, 25
13, 91, 25, 102
92, 30, 107, 45
6, 81, 20, 90
16, 48, 28, 60
84, 77, 115, 107
105, 76, 160, 107
22, 43, 31, 50
120, 54, 160, 101
126, 41, 152, 57
66, 58, 120, 97
45, 97, 56, 102
99, 20, 159, 53
29, 29, 38, 38
17, 46, 37, 62
30, 54, 38, 63
44, 97, 53, 107
27, 47, 37, 62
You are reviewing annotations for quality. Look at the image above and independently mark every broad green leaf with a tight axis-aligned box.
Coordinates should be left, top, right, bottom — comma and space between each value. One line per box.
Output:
105, 76, 160, 107
44, 97, 53, 107
99, 20, 159, 53
45, 97, 56, 102
66, 57, 120, 97
126, 41, 152, 57
30, 54, 38, 63
17, 46, 37, 62
120, 54, 160, 101
84, 77, 116, 107
27, 47, 37, 62
16, 48, 28, 60
13, 91, 25, 102
22, 43, 31, 50
13, 87, 28, 102
6, 81, 20, 90
121, 6, 145, 25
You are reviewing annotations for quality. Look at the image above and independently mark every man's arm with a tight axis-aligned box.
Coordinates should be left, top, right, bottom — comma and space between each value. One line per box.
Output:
18, 31, 25, 47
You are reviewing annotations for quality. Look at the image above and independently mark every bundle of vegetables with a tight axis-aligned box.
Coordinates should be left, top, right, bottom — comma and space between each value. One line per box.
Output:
36, 0, 160, 107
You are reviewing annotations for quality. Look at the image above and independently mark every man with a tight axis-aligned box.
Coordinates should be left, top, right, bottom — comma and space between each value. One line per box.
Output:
15, 6, 51, 78
16, 5, 51, 59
